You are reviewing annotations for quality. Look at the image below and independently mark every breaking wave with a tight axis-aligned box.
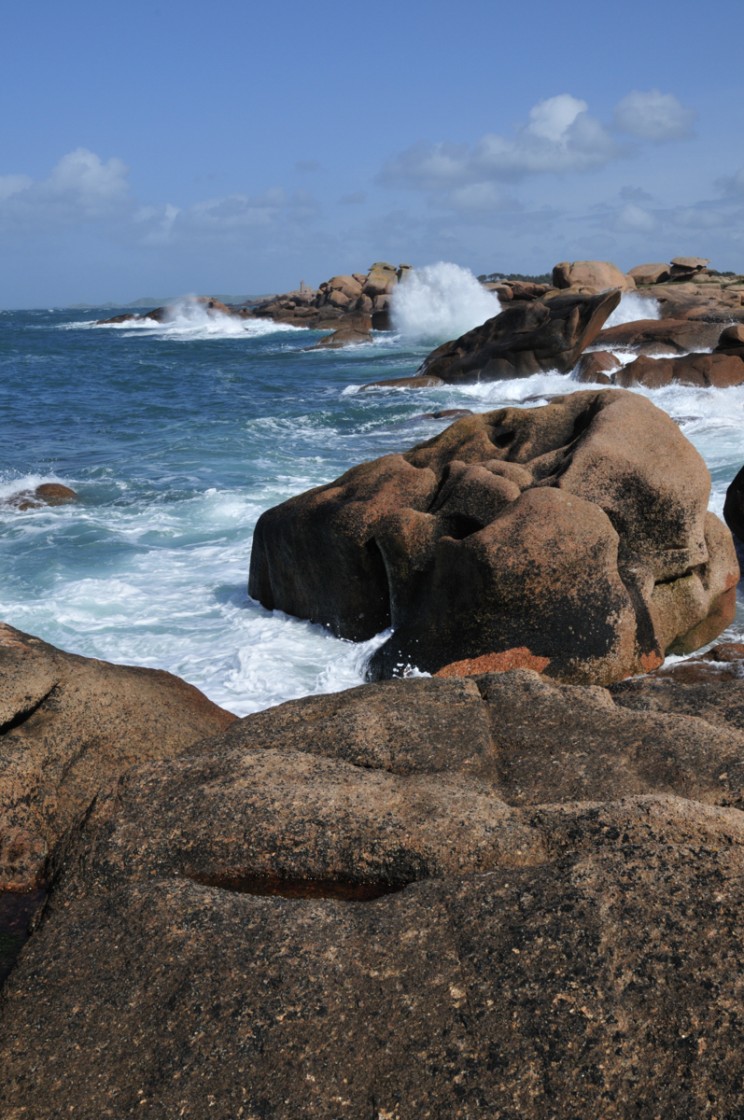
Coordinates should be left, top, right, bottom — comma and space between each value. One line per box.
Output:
391, 262, 501, 345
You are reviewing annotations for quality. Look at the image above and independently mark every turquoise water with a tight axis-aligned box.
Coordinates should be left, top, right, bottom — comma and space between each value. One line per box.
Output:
2, 292, 744, 714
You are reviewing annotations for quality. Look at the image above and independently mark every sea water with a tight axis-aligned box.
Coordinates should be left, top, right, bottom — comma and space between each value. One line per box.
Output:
2, 269, 744, 715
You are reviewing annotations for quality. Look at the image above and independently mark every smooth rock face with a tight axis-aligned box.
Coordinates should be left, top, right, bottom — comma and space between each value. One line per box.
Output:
0, 623, 236, 890
3, 658, 744, 1118
416, 289, 621, 382
628, 261, 671, 284
551, 259, 635, 292
249, 390, 738, 683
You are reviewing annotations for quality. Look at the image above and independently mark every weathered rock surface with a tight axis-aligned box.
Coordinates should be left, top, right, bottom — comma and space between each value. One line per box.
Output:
574, 349, 619, 383
249, 389, 737, 683
0, 623, 235, 891
3, 656, 744, 1117
616, 351, 744, 388
628, 261, 671, 285
551, 259, 636, 293
251, 262, 411, 332
611, 642, 744, 734
594, 317, 723, 355
414, 289, 620, 383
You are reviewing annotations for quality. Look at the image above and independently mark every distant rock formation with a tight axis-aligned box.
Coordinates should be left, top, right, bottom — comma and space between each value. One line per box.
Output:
249, 390, 737, 684
250, 262, 411, 331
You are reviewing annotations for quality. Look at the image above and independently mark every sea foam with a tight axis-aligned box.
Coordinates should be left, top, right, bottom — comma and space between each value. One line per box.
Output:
603, 291, 661, 327
391, 262, 501, 345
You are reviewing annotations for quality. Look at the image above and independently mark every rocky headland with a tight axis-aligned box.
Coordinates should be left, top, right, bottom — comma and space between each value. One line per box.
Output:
97, 255, 744, 388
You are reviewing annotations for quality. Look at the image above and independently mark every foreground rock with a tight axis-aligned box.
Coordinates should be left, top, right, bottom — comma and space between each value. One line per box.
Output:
2, 657, 744, 1118
0, 623, 235, 891
249, 389, 737, 683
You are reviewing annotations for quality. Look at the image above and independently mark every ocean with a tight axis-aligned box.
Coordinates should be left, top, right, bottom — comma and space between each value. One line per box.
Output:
2, 264, 744, 716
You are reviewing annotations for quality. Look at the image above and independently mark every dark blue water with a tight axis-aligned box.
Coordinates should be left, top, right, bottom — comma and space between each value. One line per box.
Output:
2, 294, 743, 714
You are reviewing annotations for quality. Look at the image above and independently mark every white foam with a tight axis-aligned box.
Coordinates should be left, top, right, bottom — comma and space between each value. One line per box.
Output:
0, 472, 73, 505
78, 297, 306, 340
391, 262, 502, 345
603, 291, 661, 328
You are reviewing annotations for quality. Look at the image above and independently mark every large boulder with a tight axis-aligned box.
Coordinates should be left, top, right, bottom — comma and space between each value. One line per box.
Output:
3, 658, 744, 1118
551, 259, 636, 292
413, 290, 620, 383
628, 262, 671, 285
249, 390, 738, 684
0, 623, 235, 891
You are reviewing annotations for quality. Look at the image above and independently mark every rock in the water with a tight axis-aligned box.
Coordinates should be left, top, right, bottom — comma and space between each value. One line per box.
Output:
574, 350, 620, 383
616, 351, 744, 388
594, 317, 723, 355
415, 290, 621, 383
4, 482, 79, 511
307, 313, 373, 350
249, 389, 737, 683
0, 623, 235, 890
552, 259, 636, 292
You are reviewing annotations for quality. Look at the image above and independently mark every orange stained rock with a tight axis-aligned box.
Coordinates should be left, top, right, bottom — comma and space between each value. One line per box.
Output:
435, 647, 551, 678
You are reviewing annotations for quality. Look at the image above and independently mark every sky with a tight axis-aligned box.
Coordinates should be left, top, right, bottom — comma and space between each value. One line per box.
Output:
2, 0, 743, 307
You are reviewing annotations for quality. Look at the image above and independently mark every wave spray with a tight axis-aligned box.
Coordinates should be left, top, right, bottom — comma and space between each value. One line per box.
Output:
391, 262, 502, 345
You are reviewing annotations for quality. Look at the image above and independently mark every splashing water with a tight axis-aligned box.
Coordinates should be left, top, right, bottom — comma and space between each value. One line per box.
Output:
88, 295, 305, 341
604, 291, 661, 328
391, 262, 502, 345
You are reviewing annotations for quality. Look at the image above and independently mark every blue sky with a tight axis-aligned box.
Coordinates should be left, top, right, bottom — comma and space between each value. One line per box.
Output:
2, 0, 743, 307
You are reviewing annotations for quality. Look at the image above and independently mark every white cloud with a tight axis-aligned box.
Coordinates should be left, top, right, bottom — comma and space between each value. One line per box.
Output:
0, 174, 33, 201
46, 148, 129, 208
381, 93, 617, 201
0, 148, 131, 228
617, 203, 656, 232
614, 90, 696, 141
446, 182, 514, 212
526, 94, 587, 142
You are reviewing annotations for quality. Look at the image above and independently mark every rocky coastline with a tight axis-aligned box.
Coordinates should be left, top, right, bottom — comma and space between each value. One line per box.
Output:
4, 256, 744, 1116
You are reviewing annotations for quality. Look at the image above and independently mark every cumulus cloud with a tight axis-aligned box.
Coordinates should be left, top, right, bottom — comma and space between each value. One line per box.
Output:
616, 203, 657, 232
382, 95, 616, 192
133, 187, 320, 248
0, 148, 130, 229
614, 90, 696, 141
